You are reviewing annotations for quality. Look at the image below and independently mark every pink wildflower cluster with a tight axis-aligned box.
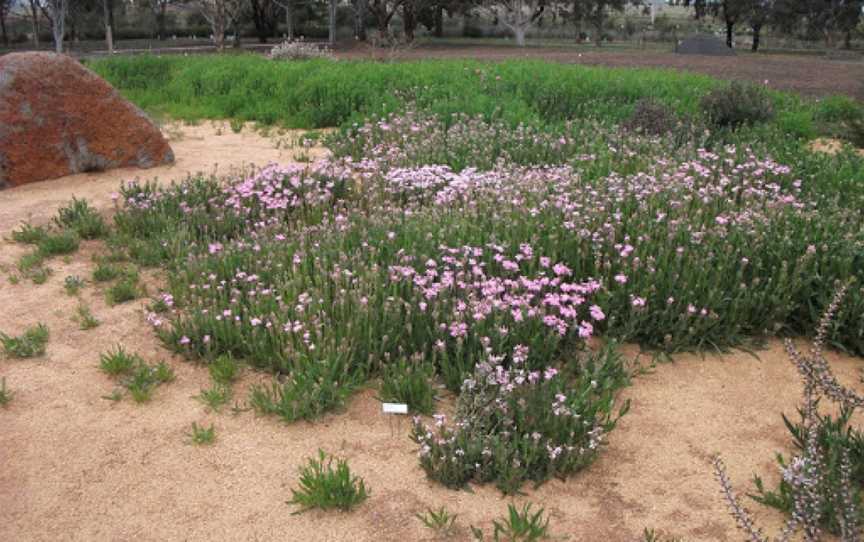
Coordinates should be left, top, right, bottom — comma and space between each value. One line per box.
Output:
388, 244, 605, 351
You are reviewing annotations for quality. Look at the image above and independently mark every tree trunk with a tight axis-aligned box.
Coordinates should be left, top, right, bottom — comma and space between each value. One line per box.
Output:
29, 0, 39, 47
157, 3, 167, 40
102, 0, 114, 53
402, 1, 415, 42
51, 0, 66, 53
751, 22, 761, 52
434, 5, 443, 38
329, 0, 337, 45
844, 29, 852, 50
725, 20, 733, 48
0, 10, 7, 46
513, 25, 526, 47
377, 11, 389, 36
285, 0, 294, 40
353, 0, 366, 40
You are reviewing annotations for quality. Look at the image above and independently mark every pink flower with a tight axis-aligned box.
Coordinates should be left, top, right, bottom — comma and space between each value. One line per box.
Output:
578, 321, 593, 338
614, 274, 628, 284
552, 263, 572, 277
589, 305, 605, 321
449, 322, 468, 338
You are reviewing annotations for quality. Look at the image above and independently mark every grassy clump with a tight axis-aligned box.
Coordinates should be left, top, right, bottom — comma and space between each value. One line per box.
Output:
288, 450, 368, 513
64, 275, 85, 295
186, 422, 216, 445
196, 384, 232, 412
92, 261, 122, 282
98, 346, 174, 402
0, 323, 49, 358
74, 304, 101, 330
11, 222, 48, 244
248, 355, 358, 423
36, 230, 80, 257
471, 503, 550, 542
99, 345, 143, 375
416, 506, 459, 537
105, 270, 143, 305
208, 354, 240, 386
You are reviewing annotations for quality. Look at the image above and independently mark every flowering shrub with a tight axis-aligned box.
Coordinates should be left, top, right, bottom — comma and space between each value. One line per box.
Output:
714, 286, 864, 541
412, 344, 629, 494
102, 111, 864, 438
387, 245, 605, 391
269, 40, 335, 61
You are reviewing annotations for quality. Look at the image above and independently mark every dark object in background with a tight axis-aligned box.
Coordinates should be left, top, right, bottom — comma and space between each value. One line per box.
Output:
676, 34, 736, 56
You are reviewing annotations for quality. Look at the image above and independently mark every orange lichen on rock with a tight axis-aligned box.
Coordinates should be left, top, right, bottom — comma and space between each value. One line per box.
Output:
0, 52, 174, 189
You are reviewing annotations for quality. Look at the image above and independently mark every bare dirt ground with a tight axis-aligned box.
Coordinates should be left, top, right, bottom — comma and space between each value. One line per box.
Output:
340, 43, 864, 100
1, 123, 862, 541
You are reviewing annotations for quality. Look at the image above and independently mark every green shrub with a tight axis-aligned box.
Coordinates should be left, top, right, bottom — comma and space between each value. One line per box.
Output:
288, 450, 369, 513
622, 98, 679, 135
54, 198, 108, 239
0, 323, 49, 358
700, 81, 775, 129
379, 357, 436, 415
249, 357, 357, 423
777, 110, 816, 139
208, 354, 240, 385
106, 272, 142, 305
92, 261, 121, 282
816, 95, 863, 124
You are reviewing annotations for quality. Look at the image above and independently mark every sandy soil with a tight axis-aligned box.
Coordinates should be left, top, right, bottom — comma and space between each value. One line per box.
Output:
1, 125, 862, 541
810, 137, 864, 157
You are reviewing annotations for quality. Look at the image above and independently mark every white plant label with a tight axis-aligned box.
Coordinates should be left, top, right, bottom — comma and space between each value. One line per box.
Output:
382, 403, 408, 415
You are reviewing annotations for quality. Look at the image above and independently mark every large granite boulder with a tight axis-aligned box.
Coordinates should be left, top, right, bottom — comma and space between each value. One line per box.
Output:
0, 52, 174, 189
